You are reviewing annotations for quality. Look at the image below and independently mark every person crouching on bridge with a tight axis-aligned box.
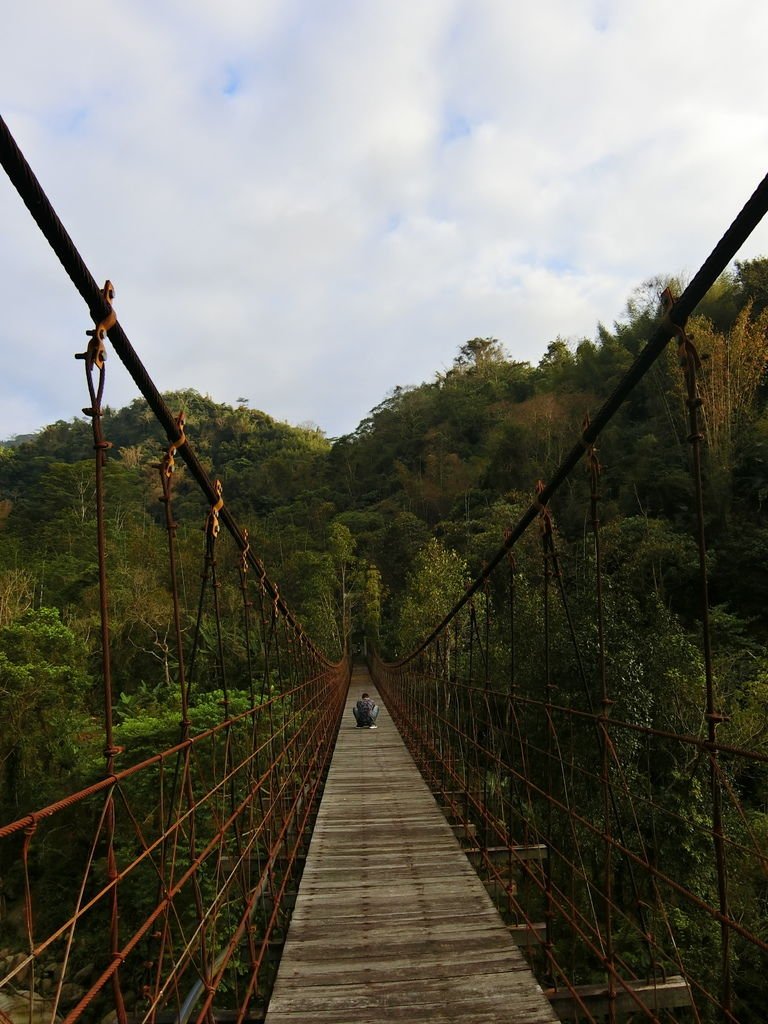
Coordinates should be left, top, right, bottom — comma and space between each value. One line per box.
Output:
353, 693, 379, 729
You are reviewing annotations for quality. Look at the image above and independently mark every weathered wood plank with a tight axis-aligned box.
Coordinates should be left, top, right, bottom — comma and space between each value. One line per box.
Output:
271, 928, 527, 961
466, 843, 549, 863
546, 975, 692, 1019
277, 950, 531, 986
277, 921, 530, 949
263, 667, 558, 1024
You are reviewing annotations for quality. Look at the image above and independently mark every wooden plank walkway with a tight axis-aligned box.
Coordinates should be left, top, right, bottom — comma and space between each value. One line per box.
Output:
264, 667, 558, 1023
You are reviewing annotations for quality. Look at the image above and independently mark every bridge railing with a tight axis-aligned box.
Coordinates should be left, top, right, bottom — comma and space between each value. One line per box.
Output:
1, 646, 347, 1024
0, 116, 350, 1024
372, 173, 768, 1024
4, 112, 768, 1024
373, 608, 768, 1021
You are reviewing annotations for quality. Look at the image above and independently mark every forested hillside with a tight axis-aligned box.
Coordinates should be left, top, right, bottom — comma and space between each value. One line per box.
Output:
1, 257, 767, 821
2, 258, 768, 1018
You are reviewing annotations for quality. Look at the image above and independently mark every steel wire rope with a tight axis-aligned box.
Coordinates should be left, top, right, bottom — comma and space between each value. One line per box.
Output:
192, 687, 345, 1024
249, 584, 283, 954
374, 658, 567, 979
506, 694, 544, 919
126, 684, 321, 1019
499, 725, 763, 869
504, 555, 541, 870
377, 663, 756, 1023
430, 699, 690, 983
450, 692, 768, 987
0, 687, 314, 851
376, 168, 768, 668
201, 525, 240, 1008
79, 681, 343, 1024
372, 667, 665, 1022
154, 447, 194, 1021
586, 435, 619, 1020
434, 679, 618, 974
638, 730, 706, 1024
676, 318, 735, 1018
378, 644, 767, 1007
0, 115, 337, 669
508, 744, 768, 953
484, 689, 768, 765
174, 508, 240, 1018
233, 544, 262, 998
58, 765, 283, 1024
77, 306, 130, 1024
7, 112, 766, 1020
465, 684, 768, 958
146, 735, 310, 1022
540, 524, 610, 962
542, 521, 660, 974
47, 796, 112, 1020
0, 752, 276, 985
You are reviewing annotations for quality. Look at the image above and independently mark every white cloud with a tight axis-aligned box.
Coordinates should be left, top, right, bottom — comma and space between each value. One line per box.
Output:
2, 0, 768, 444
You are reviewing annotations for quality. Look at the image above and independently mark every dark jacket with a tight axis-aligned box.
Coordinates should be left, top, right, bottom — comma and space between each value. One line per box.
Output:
355, 697, 376, 726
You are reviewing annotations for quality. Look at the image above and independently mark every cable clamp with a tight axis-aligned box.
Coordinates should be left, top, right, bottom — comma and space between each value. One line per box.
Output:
207, 479, 224, 537
162, 412, 187, 479
660, 286, 701, 375
240, 528, 251, 573
535, 480, 554, 537
79, 280, 116, 370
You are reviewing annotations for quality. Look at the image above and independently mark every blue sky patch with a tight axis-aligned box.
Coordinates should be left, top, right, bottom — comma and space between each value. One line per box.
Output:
441, 112, 472, 144
222, 67, 241, 96
61, 107, 89, 133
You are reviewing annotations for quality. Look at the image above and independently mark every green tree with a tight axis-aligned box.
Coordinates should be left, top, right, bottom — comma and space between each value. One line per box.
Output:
0, 607, 92, 810
361, 564, 383, 645
396, 539, 469, 654
735, 255, 768, 317
452, 336, 506, 371
328, 521, 356, 650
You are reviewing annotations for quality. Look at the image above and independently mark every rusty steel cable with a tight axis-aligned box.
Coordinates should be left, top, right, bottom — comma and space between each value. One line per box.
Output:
672, 311, 734, 1007
375, 174, 768, 662
77, 310, 129, 1024
0, 117, 332, 663
4, 115, 768, 1022
374, 585, 768, 1015
369, 167, 768, 1021
375, 659, 673, 1023
0, 119, 350, 1021
374, 651, 768, 1018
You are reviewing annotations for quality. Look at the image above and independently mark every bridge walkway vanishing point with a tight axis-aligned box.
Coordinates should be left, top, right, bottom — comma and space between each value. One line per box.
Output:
264, 666, 557, 1024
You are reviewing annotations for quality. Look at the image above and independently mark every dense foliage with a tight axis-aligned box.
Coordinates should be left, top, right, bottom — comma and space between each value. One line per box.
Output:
1, 262, 767, 777
1, 258, 767, 1016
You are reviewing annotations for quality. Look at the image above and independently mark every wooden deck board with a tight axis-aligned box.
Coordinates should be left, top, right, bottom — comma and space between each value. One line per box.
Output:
264, 668, 557, 1023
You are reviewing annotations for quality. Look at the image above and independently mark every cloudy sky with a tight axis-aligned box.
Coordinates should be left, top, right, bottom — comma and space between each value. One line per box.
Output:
2, 0, 768, 442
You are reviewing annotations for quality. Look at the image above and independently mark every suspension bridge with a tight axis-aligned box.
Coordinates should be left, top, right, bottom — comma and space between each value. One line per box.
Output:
1, 113, 767, 1023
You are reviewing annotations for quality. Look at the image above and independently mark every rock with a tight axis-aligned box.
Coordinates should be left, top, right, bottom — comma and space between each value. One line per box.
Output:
72, 963, 96, 986
57, 982, 85, 1007
4, 952, 31, 987
0, 989, 57, 1024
